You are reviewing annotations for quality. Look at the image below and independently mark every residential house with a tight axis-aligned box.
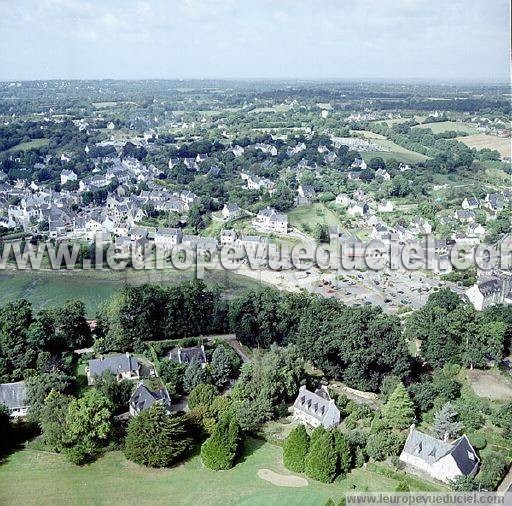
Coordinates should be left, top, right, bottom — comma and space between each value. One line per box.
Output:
485, 194, 504, 213
347, 202, 369, 217
297, 184, 316, 205
335, 193, 351, 207
86, 353, 141, 385
154, 228, 183, 250
399, 425, 479, 483
232, 145, 245, 157
455, 210, 476, 223
222, 203, 242, 221
375, 168, 391, 180
292, 385, 340, 429
129, 382, 172, 416
60, 169, 77, 185
378, 200, 394, 213
465, 277, 505, 311
169, 345, 207, 368
220, 229, 237, 246
0, 381, 28, 418
462, 197, 480, 210
253, 207, 288, 234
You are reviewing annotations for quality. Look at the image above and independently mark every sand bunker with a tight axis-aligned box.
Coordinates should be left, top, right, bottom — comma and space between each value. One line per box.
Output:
257, 468, 308, 487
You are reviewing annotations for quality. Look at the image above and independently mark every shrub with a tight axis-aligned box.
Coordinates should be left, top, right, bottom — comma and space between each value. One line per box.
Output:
201, 415, 241, 470
283, 424, 310, 473
188, 383, 218, 410
468, 433, 486, 450
304, 431, 337, 483
124, 404, 191, 467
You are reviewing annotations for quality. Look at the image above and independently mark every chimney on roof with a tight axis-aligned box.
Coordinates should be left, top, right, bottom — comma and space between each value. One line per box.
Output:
126, 352, 130, 358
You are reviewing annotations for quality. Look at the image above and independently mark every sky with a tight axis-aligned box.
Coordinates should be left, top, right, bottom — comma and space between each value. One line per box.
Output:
0, 0, 510, 82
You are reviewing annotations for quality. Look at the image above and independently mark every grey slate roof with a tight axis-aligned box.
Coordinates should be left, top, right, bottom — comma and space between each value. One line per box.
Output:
0, 381, 27, 410
88, 354, 140, 377
402, 427, 479, 475
169, 345, 207, 365
293, 386, 333, 423
130, 383, 171, 413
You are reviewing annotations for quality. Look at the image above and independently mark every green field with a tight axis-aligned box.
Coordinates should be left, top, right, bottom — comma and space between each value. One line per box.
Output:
287, 203, 343, 230
414, 121, 479, 135
361, 139, 428, 164
457, 134, 511, 158
5, 138, 50, 152
0, 269, 265, 317
0, 438, 444, 505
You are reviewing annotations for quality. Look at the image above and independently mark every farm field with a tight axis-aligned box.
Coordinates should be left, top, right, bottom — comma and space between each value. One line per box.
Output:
414, 121, 479, 135
361, 139, 428, 164
0, 438, 444, 506
457, 134, 511, 159
0, 269, 264, 317
287, 203, 344, 230
4, 138, 50, 152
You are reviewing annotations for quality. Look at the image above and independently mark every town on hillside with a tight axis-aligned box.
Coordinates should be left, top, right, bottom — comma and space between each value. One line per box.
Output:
0, 3, 511, 503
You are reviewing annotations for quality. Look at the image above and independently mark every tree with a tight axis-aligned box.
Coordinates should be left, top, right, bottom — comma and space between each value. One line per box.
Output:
158, 360, 186, 399
431, 403, 463, 441
39, 390, 72, 452
333, 430, 352, 477
210, 345, 241, 387
64, 389, 113, 464
201, 414, 241, 470
188, 383, 218, 410
231, 345, 303, 431
124, 404, 191, 468
304, 430, 338, 483
94, 372, 134, 414
451, 475, 477, 491
381, 383, 415, 429
183, 358, 209, 393
477, 452, 508, 490
0, 299, 34, 380
365, 431, 405, 461
296, 300, 410, 392
26, 372, 74, 422
283, 424, 310, 472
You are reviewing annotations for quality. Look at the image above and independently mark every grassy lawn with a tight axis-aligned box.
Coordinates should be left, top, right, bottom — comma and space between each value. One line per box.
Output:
287, 203, 344, 230
5, 138, 50, 152
0, 269, 265, 317
361, 139, 428, 164
0, 438, 444, 505
457, 134, 511, 159
414, 121, 479, 135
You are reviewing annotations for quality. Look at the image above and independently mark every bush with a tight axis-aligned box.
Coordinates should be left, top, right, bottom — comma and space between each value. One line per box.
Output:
283, 424, 310, 473
124, 404, 191, 467
468, 433, 486, 450
201, 415, 241, 470
477, 452, 508, 490
188, 383, 218, 410
365, 431, 405, 461
304, 430, 337, 483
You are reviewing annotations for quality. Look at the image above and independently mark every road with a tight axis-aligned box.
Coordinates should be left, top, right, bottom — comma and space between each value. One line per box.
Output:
205, 333, 252, 363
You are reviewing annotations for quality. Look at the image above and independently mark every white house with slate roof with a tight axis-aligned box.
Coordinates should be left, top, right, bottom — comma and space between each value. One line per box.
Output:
465, 277, 504, 311
86, 353, 141, 385
0, 381, 29, 418
168, 345, 207, 368
129, 382, 172, 416
292, 385, 340, 429
400, 425, 479, 483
